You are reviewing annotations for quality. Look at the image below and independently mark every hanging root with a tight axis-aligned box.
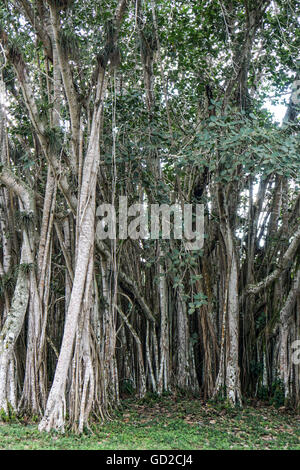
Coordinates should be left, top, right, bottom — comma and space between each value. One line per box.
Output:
38, 395, 66, 433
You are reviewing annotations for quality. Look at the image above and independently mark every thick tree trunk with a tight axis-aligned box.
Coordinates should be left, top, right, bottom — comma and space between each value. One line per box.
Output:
176, 288, 199, 392
0, 239, 30, 412
214, 187, 242, 405
279, 269, 300, 400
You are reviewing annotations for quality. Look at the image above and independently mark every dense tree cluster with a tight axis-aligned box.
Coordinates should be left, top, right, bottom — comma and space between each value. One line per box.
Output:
0, 0, 299, 432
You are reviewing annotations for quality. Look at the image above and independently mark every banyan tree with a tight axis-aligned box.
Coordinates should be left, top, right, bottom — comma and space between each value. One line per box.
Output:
0, 0, 299, 432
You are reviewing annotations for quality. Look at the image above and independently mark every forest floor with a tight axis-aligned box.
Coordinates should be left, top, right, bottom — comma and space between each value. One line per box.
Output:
0, 396, 299, 450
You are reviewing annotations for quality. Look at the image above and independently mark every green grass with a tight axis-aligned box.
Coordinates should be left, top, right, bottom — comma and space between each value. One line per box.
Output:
0, 397, 299, 450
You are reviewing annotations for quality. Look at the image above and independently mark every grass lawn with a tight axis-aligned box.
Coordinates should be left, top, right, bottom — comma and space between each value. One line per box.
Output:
0, 397, 299, 450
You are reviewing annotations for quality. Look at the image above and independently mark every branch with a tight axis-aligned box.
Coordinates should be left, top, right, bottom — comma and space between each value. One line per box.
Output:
246, 225, 300, 295
114, 0, 130, 31
118, 271, 156, 325
0, 30, 77, 213
47, 3, 80, 159
96, 239, 156, 324
13, 0, 53, 59
0, 166, 35, 213
280, 268, 300, 325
